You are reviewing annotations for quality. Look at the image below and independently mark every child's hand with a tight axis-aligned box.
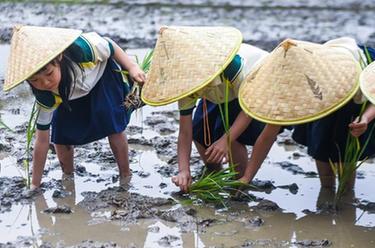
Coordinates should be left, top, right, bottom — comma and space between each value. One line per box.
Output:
205, 136, 228, 164
128, 64, 146, 86
172, 171, 192, 192
349, 116, 368, 137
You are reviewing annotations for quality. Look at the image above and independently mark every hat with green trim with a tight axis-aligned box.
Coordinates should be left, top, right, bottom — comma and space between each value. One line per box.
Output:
4, 25, 82, 91
360, 61, 375, 104
141, 26, 242, 106
238, 38, 361, 125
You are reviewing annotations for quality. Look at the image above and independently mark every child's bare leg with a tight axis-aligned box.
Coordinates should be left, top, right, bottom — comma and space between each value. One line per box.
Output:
194, 141, 222, 172
108, 132, 131, 177
316, 160, 335, 188
55, 144, 74, 174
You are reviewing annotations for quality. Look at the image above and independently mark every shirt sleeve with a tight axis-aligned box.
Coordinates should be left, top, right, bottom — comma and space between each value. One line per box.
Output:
178, 96, 197, 116
36, 107, 54, 130
68, 32, 114, 63
33, 90, 61, 130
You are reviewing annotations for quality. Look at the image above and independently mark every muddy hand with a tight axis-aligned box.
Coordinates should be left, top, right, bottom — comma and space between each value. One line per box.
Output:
172, 172, 192, 192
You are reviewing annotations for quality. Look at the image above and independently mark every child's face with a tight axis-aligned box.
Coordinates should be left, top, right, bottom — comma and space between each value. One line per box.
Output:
28, 60, 61, 91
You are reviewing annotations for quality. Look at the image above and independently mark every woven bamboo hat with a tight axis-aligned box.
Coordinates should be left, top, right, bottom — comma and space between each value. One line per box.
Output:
141, 26, 242, 106
360, 61, 375, 104
3, 25, 82, 91
239, 38, 361, 125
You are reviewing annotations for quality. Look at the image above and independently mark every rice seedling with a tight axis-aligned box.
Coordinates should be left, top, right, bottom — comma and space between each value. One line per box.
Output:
122, 49, 153, 110
23, 101, 38, 189
329, 47, 374, 206
0, 116, 12, 131
188, 167, 249, 207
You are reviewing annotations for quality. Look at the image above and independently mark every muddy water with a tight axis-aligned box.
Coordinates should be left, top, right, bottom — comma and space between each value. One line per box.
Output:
0, 1, 375, 246
1, 43, 375, 247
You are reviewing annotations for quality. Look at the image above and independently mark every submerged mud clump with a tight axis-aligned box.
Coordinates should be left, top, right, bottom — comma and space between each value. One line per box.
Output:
0, 177, 30, 213
253, 199, 281, 211
79, 186, 174, 215
67, 240, 120, 248
292, 239, 332, 247
276, 161, 318, 177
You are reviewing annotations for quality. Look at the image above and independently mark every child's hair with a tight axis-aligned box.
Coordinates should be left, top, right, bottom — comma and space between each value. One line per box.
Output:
29, 51, 84, 111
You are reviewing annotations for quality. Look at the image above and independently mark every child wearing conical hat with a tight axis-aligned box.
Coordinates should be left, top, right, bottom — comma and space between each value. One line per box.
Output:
142, 26, 283, 192
239, 36, 375, 189
4, 25, 146, 189
291, 38, 375, 189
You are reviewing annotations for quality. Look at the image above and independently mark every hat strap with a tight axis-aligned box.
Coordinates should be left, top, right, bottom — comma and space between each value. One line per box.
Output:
202, 97, 212, 147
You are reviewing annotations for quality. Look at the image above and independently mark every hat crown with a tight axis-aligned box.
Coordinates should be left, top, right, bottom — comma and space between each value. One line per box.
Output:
239, 38, 361, 125
141, 26, 242, 106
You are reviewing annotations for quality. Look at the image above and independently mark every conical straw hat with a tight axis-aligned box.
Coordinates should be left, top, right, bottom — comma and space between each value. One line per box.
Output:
4, 25, 82, 91
141, 26, 242, 106
360, 61, 375, 104
239, 39, 361, 125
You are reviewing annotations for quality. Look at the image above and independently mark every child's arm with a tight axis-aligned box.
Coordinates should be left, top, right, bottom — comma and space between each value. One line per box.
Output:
239, 124, 281, 184
171, 114, 193, 192
107, 39, 146, 84
205, 111, 252, 164
31, 129, 50, 188
349, 104, 375, 137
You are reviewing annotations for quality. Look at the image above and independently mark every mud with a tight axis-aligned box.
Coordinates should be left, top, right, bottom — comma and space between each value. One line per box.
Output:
1, 1, 375, 247
1, 0, 375, 51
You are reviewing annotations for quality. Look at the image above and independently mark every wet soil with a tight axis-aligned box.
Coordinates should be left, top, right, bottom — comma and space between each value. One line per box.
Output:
1, 0, 375, 50
1, 1, 375, 247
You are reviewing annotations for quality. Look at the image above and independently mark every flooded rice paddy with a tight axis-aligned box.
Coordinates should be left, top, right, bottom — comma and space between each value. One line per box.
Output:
0, 44, 375, 247
1, 1, 375, 247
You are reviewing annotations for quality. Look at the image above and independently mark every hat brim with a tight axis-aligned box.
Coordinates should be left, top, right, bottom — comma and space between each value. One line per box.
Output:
239, 77, 360, 125
360, 61, 375, 105
4, 27, 82, 92
141, 26, 243, 106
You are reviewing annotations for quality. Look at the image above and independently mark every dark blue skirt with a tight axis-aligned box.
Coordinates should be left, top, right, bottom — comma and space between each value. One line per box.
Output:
193, 98, 265, 148
292, 100, 375, 162
51, 59, 132, 145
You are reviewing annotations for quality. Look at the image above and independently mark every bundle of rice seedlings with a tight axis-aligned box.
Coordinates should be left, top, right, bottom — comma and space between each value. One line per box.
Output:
188, 167, 250, 207
123, 50, 153, 109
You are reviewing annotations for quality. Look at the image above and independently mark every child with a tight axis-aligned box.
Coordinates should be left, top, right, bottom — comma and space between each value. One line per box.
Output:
290, 37, 375, 188
141, 26, 281, 192
3, 25, 146, 189
237, 38, 375, 189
